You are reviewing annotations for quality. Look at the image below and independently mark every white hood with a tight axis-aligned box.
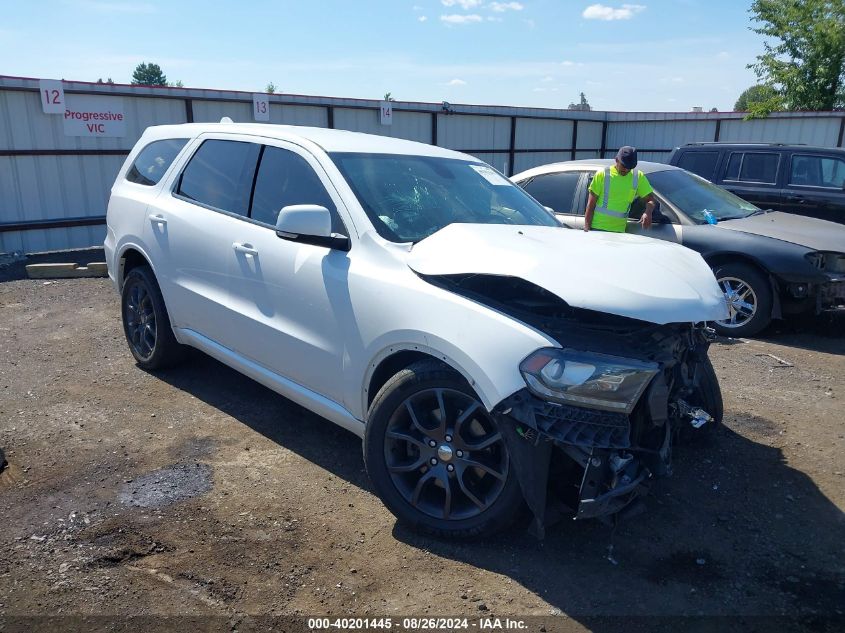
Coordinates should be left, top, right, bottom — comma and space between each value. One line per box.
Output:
407, 224, 729, 325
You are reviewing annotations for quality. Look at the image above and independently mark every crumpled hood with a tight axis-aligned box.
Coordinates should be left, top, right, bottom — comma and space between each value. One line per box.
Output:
718, 211, 845, 253
407, 224, 728, 325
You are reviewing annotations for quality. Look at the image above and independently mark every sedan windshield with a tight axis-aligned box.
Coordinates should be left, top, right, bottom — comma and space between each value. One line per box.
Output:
649, 169, 760, 223
330, 152, 560, 243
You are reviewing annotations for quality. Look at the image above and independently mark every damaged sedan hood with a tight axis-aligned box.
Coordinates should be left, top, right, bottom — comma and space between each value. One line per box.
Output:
717, 211, 845, 253
408, 224, 728, 325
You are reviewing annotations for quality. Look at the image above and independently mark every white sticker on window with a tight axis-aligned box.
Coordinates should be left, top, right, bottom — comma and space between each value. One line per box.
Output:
470, 164, 510, 186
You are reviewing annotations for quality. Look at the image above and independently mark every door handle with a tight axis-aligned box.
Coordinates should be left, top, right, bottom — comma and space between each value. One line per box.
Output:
232, 242, 258, 256
148, 214, 167, 225
785, 196, 805, 203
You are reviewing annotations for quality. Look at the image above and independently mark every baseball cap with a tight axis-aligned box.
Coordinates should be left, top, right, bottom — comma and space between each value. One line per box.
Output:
616, 146, 638, 169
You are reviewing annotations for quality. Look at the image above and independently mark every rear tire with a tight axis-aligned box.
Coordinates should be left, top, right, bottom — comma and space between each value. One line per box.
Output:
121, 266, 184, 370
711, 262, 773, 338
364, 360, 523, 538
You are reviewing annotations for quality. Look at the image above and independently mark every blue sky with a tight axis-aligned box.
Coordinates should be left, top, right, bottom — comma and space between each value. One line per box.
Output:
0, 0, 766, 112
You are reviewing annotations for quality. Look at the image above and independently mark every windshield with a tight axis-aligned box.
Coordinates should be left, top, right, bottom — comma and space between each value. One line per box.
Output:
649, 169, 760, 223
330, 152, 559, 242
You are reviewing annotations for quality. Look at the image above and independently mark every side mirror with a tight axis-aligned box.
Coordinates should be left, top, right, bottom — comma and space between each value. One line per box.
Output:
275, 205, 350, 251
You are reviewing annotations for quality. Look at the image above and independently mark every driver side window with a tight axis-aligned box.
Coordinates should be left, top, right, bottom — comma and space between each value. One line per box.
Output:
251, 146, 343, 232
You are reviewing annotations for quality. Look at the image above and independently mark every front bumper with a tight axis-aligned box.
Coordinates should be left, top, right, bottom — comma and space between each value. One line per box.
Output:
494, 386, 666, 536
819, 277, 845, 311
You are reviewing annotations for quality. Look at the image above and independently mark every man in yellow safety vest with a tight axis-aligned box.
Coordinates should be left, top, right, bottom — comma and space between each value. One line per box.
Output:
584, 146, 656, 232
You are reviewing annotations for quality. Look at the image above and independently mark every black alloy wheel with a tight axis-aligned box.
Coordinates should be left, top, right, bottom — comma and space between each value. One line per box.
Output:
365, 360, 523, 538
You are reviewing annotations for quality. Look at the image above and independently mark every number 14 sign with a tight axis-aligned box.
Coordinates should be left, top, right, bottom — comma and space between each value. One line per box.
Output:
40, 79, 65, 114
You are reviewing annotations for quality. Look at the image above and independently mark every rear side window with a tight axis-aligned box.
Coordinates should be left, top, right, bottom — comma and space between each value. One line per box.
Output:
251, 146, 341, 231
790, 154, 845, 188
176, 140, 260, 216
126, 139, 188, 186
724, 152, 779, 184
521, 172, 581, 214
676, 150, 718, 181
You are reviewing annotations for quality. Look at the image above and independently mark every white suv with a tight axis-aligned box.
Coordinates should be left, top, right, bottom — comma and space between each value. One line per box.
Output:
106, 122, 727, 537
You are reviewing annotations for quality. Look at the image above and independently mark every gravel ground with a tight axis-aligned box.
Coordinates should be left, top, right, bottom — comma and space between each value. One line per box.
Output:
0, 271, 843, 632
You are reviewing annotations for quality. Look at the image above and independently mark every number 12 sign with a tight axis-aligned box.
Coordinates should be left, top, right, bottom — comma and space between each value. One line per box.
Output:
40, 79, 65, 114
253, 94, 270, 122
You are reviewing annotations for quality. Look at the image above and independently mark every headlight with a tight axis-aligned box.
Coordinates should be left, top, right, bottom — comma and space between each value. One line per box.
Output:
520, 348, 659, 414
806, 252, 845, 274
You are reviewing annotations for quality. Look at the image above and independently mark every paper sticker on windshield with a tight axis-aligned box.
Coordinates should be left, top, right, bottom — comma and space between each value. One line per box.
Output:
470, 164, 510, 186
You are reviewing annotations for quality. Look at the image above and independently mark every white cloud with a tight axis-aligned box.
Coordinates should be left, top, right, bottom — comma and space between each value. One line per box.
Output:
447, 78, 467, 85
487, 16, 503, 21
441, 0, 483, 8
582, 3, 645, 20
489, 1, 524, 11
413, 4, 424, 9
541, 75, 554, 82
418, 15, 428, 21
440, 13, 483, 24
523, 18, 536, 28
560, 60, 576, 66
717, 51, 730, 60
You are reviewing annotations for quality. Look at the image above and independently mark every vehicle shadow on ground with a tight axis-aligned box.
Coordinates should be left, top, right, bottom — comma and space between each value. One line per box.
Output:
155, 349, 372, 490
155, 352, 844, 629
392, 419, 845, 628
753, 312, 845, 356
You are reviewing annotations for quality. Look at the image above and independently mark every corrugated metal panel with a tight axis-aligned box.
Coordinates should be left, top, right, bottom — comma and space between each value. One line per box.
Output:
607, 119, 717, 151
638, 151, 673, 163
0, 154, 123, 220
719, 116, 841, 145
576, 121, 603, 150
333, 108, 432, 143
437, 115, 511, 151
514, 119, 572, 150
513, 152, 568, 174
275, 105, 328, 127
0, 224, 106, 255
191, 99, 252, 123
575, 150, 601, 160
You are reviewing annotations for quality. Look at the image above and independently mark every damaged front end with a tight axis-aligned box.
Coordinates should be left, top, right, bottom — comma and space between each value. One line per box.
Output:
425, 273, 721, 537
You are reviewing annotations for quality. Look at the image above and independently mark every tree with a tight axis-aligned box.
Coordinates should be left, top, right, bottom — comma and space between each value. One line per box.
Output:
383, 92, 395, 101
131, 62, 167, 86
734, 84, 778, 111
748, 0, 845, 112
266, 82, 276, 94
170, 79, 185, 88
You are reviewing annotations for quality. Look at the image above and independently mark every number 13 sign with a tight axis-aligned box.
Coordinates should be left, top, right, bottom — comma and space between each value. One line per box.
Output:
40, 79, 65, 114
253, 94, 270, 122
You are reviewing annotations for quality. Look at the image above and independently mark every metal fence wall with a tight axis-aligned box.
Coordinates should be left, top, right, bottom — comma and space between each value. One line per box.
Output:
2, 74, 844, 254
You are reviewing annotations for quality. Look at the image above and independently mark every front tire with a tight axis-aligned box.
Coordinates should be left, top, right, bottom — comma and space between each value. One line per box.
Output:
121, 265, 184, 370
712, 263, 773, 338
688, 355, 723, 437
364, 360, 523, 538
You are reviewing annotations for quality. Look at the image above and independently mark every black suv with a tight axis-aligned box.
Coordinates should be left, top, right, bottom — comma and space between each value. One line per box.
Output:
668, 143, 845, 225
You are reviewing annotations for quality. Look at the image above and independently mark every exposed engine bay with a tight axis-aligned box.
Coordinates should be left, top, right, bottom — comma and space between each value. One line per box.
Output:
425, 273, 721, 537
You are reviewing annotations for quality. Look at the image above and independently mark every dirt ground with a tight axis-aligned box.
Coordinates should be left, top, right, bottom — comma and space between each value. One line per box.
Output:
1, 265, 843, 632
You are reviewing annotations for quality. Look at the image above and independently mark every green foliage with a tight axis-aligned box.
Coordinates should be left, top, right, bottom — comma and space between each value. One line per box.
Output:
131, 62, 167, 86
170, 79, 185, 88
748, 0, 845, 114
384, 92, 395, 102
734, 84, 779, 111
266, 82, 276, 94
